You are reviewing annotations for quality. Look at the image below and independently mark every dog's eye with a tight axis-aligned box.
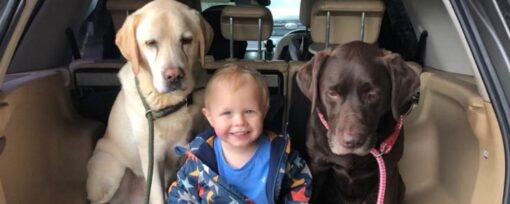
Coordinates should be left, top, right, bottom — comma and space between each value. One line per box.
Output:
181, 31, 193, 45
327, 90, 339, 98
181, 37, 192, 45
366, 92, 379, 102
145, 39, 157, 47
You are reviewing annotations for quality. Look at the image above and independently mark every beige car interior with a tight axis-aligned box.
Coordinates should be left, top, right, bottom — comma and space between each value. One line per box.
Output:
0, 70, 104, 204
307, 0, 385, 54
0, 0, 505, 204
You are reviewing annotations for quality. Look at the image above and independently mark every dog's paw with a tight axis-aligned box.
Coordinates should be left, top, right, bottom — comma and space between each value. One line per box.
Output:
87, 178, 119, 204
86, 152, 125, 203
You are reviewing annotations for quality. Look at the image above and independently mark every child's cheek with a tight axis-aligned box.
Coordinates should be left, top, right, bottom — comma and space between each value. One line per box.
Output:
214, 124, 230, 137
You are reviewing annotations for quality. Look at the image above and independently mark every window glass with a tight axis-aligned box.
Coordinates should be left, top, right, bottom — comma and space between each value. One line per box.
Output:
0, 0, 21, 51
268, 0, 304, 37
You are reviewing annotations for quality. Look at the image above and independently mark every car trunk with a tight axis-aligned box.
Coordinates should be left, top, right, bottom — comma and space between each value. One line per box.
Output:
0, 0, 507, 203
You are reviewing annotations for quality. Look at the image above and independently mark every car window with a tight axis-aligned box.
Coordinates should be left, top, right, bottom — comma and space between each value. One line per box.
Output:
0, 0, 22, 56
268, 0, 304, 37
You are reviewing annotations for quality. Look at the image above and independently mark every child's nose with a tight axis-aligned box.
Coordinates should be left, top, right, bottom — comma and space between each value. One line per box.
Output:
233, 114, 246, 126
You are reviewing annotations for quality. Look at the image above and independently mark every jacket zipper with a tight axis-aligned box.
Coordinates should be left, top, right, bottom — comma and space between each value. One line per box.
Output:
199, 163, 247, 203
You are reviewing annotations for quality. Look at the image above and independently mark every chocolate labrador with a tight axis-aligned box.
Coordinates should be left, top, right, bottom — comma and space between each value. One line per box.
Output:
296, 41, 420, 203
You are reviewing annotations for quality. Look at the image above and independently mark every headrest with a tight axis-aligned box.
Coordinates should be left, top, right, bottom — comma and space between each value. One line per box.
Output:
106, 0, 150, 31
309, 0, 385, 53
299, 0, 312, 27
220, 5, 273, 41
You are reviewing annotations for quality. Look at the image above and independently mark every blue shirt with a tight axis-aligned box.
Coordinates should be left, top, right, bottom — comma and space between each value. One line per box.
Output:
214, 135, 271, 204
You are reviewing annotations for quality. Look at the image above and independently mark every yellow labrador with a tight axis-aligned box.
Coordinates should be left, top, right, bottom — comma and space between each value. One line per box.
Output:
86, 0, 212, 203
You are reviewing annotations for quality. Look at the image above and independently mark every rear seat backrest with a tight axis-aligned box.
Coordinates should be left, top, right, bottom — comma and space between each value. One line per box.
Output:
107, 0, 150, 31
308, 0, 385, 53
220, 5, 273, 60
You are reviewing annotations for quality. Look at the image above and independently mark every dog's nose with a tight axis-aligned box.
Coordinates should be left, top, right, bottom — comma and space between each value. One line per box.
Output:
163, 68, 184, 82
342, 134, 364, 149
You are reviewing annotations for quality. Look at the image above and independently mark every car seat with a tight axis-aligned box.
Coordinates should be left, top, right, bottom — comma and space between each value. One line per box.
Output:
202, 5, 248, 60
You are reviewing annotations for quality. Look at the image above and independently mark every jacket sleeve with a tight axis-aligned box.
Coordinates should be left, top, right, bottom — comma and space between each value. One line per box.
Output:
281, 150, 313, 204
167, 154, 201, 204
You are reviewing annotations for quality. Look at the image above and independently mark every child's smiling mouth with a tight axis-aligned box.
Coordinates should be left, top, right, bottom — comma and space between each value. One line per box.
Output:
230, 130, 251, 138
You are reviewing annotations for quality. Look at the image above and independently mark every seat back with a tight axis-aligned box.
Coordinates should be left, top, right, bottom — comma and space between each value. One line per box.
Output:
308, 0, 385, 53
106, 0, 150, 31
220, 5, 273, 60
202, 5, 248, 60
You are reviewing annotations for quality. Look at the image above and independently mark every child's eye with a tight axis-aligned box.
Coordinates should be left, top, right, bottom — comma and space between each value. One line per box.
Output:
220, 111, 231, 116
244, 110, 256, 114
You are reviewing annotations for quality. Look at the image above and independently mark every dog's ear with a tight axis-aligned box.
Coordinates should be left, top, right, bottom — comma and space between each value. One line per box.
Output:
116, 14, 141, 74
296, 49, 331, 111
382, 52, 420, 119
193, 10, 213, 66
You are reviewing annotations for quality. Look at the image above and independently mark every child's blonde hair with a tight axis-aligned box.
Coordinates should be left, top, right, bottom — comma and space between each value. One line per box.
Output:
204, 63, 269, 112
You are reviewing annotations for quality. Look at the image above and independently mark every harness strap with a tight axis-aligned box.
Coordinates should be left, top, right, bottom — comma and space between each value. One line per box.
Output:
135, 77, 195, 119
134, 77, 201, 204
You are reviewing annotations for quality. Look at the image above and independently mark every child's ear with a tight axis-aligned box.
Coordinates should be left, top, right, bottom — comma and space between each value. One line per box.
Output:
202, 108, 214, 127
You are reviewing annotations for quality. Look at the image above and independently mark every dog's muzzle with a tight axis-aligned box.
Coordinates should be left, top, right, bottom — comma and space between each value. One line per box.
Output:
160, 68, 186, 93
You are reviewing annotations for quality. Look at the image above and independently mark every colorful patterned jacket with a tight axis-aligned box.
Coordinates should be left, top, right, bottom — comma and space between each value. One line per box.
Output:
167, 128, 312, 204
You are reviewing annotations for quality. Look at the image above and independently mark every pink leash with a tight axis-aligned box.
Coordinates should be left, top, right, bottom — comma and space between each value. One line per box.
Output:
370, 149, 388, 204
317, 109, 403, 204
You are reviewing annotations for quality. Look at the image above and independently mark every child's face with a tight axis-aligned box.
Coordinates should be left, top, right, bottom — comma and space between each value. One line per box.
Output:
202, 78, 265, 150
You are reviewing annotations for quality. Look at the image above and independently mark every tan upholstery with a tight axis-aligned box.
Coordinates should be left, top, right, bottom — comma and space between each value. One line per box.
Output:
0, 179, 5, 204
107, 0, 150, 31
220, 5, 273, 41
406, 61, 423, 75
0, 71, 104, 204
401, 69, 504, 204
309, 0, 385, 53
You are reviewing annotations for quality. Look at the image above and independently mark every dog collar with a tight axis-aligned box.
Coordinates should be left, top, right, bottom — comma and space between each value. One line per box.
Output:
135, 77, 200, 119
316, 109, 404, 155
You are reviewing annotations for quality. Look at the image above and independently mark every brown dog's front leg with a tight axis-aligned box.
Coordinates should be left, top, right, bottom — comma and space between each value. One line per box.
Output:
310, 175, 325, 203
309, 164, 329, 204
